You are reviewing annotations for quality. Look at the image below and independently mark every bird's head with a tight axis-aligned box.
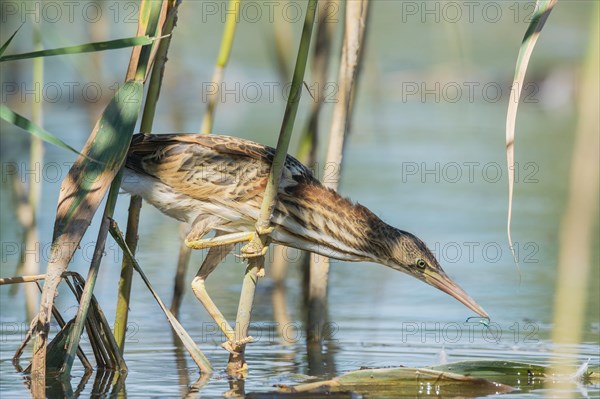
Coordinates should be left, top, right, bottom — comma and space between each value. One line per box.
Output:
382, 231, 489, 319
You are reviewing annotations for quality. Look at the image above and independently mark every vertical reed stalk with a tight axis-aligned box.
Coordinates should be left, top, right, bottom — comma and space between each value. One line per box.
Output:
200, 0, 240, 134
298, 0, 337, 168
171, 0, 240, 316
307, 0, 369, 344
270, 0, 337, 342
113, 195, 142, 349
23, 21, 44, 320
30, 2, 167, 388
114, 0, 179, 350
548, 8, 599, 392
226, 0, 318, 374
29, 2, 166, 393
270, 244, 292, 341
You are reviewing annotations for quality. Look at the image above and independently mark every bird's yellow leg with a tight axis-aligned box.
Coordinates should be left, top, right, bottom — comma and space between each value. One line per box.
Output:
191, 241, 243, 348
190, 233, 255, 353
185, 231, 255, 250
184, 213, 276, 260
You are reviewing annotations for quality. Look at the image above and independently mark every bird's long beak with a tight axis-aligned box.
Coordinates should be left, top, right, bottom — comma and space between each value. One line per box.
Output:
425, 270, 489, 319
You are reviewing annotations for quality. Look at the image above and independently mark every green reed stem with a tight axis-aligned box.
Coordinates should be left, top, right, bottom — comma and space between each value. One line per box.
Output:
200, 0, 241, 134
172, 0, 240, 316
114, 0, 180, 352
30, 1, 160, 384
308, 0, 369, 344
23, 21, 44, 320
548, 5, 599, 383
227, 0, 318, 374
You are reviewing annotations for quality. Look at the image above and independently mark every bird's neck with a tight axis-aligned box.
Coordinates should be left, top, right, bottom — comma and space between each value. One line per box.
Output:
279, 181, 401, 263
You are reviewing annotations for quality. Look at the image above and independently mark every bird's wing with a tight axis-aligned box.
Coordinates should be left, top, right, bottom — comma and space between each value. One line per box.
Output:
126, 134, 314, 204
185, 134, 314, 182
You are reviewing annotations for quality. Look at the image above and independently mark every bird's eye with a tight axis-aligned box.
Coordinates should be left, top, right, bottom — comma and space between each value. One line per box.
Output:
416, 259, 427, 270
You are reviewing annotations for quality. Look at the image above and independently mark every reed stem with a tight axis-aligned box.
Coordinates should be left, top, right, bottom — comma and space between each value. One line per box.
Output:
548, 7, 599, 385
307, 0, 370, 344
114, 0, 179, 351
200, 0, 240, 134
226, 0, 319, 374
171, 0, 240, 316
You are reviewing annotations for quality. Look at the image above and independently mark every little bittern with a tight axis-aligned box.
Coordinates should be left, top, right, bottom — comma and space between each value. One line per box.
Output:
122, 133, 488, 349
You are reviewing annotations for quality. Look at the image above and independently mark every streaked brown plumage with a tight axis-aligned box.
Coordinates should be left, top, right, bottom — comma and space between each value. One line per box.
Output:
122, 133, 488, 319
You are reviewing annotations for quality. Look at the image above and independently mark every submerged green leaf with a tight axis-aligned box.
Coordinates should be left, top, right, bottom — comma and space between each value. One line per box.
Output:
280, 365, 513, 397
278, 360, 600, 397
0, 105, 82, 156
0, 36, 154, 62
429, 360, 547, 388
